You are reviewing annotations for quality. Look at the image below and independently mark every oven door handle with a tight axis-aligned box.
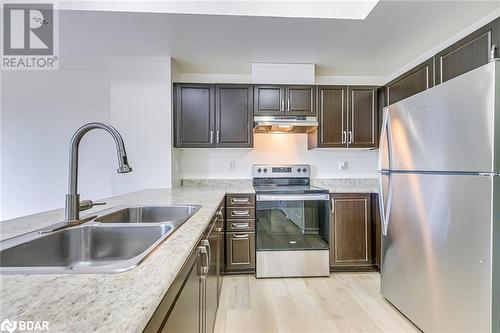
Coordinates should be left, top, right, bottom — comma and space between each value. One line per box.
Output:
256, 194, 329, 201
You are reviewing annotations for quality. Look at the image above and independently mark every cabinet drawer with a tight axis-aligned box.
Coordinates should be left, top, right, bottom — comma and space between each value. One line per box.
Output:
227, 207, 255, 219
226, 194, 255, 207
226, 219, 255, 232
225, 232, 255, 271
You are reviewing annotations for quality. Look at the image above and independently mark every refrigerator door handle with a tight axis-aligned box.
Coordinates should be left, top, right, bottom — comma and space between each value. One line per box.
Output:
378, 108, 392, 172
378, 171, 394, 236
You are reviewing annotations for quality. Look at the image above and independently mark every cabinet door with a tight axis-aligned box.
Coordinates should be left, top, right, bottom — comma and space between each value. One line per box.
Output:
159, 249, 201, 333
285, 85, 315, 116
226, 232, 255, 271
175, 84, 215, 148
330, 194, 372, 268
371, 194, 382, 271
254, 85, 285, 116
435, 21, 495, 84
316, 86, 347, 148
348, 86, 378, 148
216, 205, 224, 297
215, 85, 253, 147
205, 219, 218, 333
385, 59, 434, 106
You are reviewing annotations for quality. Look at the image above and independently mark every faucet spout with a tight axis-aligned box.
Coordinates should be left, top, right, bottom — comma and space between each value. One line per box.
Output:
65, 122, 132, 223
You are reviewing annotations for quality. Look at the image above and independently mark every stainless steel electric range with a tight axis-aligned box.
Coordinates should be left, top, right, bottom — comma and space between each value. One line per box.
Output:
253, 164, 330, 278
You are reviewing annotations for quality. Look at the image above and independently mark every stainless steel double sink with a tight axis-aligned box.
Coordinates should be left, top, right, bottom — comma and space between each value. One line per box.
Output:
0, 205, 200, 274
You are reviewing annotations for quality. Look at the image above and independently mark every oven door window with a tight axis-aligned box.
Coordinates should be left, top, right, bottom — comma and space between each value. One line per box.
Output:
256, 199, 329, 251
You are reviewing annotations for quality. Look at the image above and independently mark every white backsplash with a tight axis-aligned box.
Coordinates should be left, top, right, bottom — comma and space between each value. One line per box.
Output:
178, 134, 379, 179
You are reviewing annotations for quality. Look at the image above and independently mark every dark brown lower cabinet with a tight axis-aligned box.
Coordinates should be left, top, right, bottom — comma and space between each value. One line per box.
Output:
205, 218, 218, 333
216, 205, 224, 296
371, 193, 382, 271
144, 206, 222, 333
156, 248, 201, 333
225, 194, 256, 274
330, 193, 376, 271
225, 232, 255, 272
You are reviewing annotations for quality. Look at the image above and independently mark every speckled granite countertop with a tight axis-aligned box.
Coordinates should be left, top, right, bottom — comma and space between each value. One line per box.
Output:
312, 178, 378, 193
0, 186, 253, 333
181, 178, 378, 193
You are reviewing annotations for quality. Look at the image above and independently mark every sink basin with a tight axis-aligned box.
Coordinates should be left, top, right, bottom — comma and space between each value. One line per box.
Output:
0, 204, 201, 274
95, 205, 200, 225
0, 224, 172, 274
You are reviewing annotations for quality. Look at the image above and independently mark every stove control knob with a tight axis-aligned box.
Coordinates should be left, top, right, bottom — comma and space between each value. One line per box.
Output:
257, 168, 262, 173
297, 168, 301, 172
263, 168, 268, 173
302, 168, 307, 173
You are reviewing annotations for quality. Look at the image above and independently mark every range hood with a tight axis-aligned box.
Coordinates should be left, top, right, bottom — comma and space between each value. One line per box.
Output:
253, 116, 318, 134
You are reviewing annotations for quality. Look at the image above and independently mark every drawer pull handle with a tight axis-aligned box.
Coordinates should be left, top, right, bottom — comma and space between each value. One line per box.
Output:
232, 223, 249, 229
232, 198, 250, 203
232, 210, 249, 216
233, 234, 249, 239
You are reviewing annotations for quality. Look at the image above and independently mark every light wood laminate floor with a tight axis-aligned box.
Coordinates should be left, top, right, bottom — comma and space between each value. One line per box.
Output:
214, 273, 419, 333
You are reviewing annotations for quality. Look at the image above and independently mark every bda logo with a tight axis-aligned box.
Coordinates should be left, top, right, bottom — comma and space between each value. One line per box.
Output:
0, 319, 17, 333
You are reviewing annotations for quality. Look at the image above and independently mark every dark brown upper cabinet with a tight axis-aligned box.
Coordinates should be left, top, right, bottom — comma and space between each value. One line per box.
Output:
254, 85, 315, 116
174, 84, 253, 148
253, 85, 284, 116
174, 84, 215, 148
435, 18, 499, 85
309, 85, 377, 149
309, 86, 347, 148
385, 58, 434, 106
215, 85, 253, 148
348, 86, 378, 148
285, 85, 315, 116
382, 18, 500, 107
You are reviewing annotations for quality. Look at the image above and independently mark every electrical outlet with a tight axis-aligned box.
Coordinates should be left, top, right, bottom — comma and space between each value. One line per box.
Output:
338, 161, 349, 171
229, 160, 236, 171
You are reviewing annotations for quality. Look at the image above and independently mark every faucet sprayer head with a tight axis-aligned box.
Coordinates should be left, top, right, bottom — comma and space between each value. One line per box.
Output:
117, 152, 132, 173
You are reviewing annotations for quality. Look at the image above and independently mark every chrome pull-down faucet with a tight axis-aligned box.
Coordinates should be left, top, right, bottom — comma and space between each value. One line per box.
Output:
65, 122, 132, 223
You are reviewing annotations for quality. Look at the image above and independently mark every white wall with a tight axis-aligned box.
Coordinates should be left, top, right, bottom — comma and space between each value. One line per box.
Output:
170, 62, 182, 187
180, 134, 378, 179
110, 56, 173, 193
0, 57, 175, 220
1, 67, 113, 220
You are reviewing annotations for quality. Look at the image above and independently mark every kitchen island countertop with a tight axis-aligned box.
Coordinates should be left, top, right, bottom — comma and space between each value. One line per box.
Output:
0, 185, 253, 333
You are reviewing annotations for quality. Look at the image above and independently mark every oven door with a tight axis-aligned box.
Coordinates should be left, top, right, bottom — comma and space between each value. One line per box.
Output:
255, 193, 330, 252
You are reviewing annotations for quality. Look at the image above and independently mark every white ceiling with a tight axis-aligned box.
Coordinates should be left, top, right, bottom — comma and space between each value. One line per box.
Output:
59, 0, 380, 20
59, 1, 500, 76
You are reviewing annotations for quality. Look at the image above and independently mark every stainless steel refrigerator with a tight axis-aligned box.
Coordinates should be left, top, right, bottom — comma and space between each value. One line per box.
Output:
378, 60, 500, 332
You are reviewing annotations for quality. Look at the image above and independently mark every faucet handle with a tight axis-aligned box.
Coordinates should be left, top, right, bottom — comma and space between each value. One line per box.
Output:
79, 200, 106, 211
